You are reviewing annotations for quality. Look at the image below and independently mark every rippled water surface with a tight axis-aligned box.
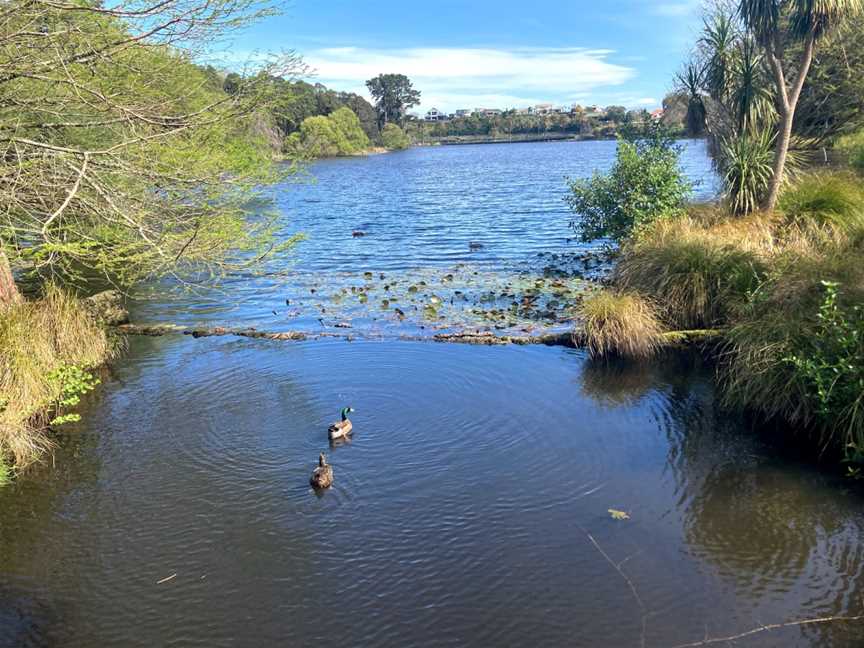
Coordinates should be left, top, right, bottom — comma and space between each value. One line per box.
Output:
2, 142, 863, 647
133, 140, 721, 336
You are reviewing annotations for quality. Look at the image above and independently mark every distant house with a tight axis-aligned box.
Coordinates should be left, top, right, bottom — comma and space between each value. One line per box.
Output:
650, 108, 664, 121
455, 109, 471, 118
534, 103, 555, 115
424, 108, 447, 122
474, 108, 503, 117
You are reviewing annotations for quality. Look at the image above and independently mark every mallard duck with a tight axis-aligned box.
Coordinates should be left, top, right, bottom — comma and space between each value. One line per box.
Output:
328, 407, 354, 441
310, 453, 333, 489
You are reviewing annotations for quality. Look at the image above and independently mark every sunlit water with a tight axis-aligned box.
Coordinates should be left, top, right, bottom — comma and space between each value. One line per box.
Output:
132, 139, 721, 336
2, 141, 863, 647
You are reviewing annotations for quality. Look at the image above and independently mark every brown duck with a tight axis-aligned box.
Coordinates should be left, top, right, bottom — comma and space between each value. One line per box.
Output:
310, 453, 333, 489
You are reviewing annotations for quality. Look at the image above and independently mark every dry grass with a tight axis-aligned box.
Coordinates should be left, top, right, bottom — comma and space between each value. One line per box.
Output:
615, 214, 771, 329
0, 285, 113, 467
580, 291, 665, 360
610, 173, 864, 454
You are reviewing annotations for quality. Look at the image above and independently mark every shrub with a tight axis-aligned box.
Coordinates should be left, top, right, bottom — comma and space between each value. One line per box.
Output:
566, 127, 693, 243
616, 215, 769, 329
579, 291, 665, 360
284, 108, 370, 158
779, 172, 864, 236
381, 123, 411, 150
0, 285, 113, 467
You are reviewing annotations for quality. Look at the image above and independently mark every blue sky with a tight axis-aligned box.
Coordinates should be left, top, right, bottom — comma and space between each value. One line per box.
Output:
223, 0, 704, 113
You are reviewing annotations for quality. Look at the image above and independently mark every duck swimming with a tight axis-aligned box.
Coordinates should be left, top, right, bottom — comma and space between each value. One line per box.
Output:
310, 453, 333, 489
328, 407, 354, 441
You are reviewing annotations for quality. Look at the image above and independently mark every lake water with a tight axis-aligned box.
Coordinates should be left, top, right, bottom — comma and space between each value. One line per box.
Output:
132, 139, 721, 337
2, 141, 863, 647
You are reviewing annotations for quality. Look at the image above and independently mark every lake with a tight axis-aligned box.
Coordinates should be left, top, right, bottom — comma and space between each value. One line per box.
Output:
1, 140, 862, 648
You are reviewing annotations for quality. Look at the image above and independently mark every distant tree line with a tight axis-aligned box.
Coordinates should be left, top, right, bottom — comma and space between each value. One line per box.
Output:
224, 73, 419, 155
409, 107, 671, 141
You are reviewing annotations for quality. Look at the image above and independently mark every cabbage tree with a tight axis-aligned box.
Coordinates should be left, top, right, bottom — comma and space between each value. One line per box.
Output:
739, 0, 864, 210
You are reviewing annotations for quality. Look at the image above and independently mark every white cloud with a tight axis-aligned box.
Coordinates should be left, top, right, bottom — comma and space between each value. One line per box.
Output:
303, 46, 636, 112
652, 2, 700, 17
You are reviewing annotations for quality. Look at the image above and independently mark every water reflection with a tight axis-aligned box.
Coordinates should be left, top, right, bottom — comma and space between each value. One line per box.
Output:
2, 330, 863, 646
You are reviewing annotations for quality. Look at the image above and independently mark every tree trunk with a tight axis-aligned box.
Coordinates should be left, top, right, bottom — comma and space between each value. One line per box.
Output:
764, 107, 794, 211
0, 247, 21, 308
763, 32, 816, 212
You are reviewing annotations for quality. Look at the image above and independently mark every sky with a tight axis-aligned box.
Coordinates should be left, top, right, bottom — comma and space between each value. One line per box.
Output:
219, 0, 705, 114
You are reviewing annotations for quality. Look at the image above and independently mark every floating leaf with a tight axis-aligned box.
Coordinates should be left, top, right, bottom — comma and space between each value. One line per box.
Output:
608, 509, 630, 521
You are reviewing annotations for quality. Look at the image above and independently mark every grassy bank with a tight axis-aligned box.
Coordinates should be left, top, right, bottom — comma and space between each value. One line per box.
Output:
0, 286, 114, 474
581, 171, 864, 466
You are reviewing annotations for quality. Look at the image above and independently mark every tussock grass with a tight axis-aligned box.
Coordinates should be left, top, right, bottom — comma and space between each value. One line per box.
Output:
721, 238, 864, 448
0, 285, 112, 468
609, 172, 864, 456
616, 216, 770, 329
580, 291, 665, 360
779, 173, 864, 236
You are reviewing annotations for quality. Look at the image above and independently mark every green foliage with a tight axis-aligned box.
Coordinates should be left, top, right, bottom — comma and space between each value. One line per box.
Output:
1, 2, 302, 289
721, 129, 776, 215
285, 107, 371, 158
779, 172, 864, 234
47, 365, 101, 426
381, 123, 411, 150
835, 129, 864, 172
365, 74, 421, 128
784, 282, 864, 456
261, 78, 380, 141
567, 128, 693, 242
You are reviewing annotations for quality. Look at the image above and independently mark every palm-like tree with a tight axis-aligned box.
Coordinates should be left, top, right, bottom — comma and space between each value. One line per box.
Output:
738, 0, 864, 210
676, 64, 708, 137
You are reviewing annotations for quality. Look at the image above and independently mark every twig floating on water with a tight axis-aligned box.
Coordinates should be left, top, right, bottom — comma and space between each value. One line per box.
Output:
156, 573, 177, 585
669, 614, 864, 648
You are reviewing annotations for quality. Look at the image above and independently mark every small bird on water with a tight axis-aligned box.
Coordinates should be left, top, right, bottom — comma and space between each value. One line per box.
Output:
310, 453, 333, 489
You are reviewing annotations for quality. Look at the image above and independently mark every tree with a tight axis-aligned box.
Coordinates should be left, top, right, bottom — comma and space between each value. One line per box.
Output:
285, 108, 370, 158
605, 106, 628, 123
365, 74, 421, 129
738, 0, 864, 210
0, 0, 303, 298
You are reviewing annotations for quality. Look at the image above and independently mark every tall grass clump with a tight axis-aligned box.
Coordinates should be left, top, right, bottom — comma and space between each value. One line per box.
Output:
616, 215, 770, 329
579, 291, 665, 360
723, 250, 864, 456
836, 130, 864, 172
779, 172, 864, 237
0, 285, 112, 468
